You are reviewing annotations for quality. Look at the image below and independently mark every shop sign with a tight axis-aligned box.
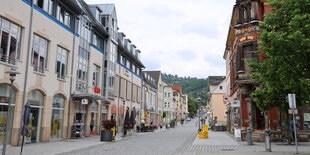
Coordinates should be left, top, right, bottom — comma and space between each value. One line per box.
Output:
111, 105, 117, 113
240, 26, 253, 33
119, 106, 124, 114
81, 99, 88, 105
304, 113, 310, 121
94, 87, 101, 94
230, 100, 240, 107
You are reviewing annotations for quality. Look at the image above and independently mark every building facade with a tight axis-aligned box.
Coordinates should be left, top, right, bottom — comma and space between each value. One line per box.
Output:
163, 83, 173, 124
208, 76, 227, 126
141, 72, 157, 126
0, 0, 120, 146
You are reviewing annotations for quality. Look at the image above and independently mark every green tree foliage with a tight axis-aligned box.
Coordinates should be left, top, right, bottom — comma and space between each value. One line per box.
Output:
188, 96, 198, 114
162, 73, 209, 105
248, 0, 310, 112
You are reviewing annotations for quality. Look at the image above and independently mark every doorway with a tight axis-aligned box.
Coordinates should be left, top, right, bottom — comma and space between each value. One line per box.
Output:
256, 108, 265, 130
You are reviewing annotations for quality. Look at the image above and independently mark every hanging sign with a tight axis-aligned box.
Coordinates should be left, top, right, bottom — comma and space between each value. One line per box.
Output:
230, 100, 240, 107
223, 96, 229, 103
94, 87, 101, 94
81, 99, 88, 105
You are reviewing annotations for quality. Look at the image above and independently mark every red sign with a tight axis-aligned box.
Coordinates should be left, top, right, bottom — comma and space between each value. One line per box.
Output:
111, 105, 117, 114
119, 106, 124, 114
94, 87, 101, 94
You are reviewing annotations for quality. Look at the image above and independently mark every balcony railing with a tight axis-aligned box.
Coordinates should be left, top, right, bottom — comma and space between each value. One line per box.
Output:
0, 54, 16, 65
76, 80, 103, 96
33, 65, 44, 73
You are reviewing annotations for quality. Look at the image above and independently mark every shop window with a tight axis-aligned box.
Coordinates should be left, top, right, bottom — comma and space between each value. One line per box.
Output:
0, 18, 21, 65
27, 90, 44, 143
51, 94, 65, 140
56, 46, 68, 79
0, 84, 17, 144
90, 102, 98, 134
32, 35, 48, 73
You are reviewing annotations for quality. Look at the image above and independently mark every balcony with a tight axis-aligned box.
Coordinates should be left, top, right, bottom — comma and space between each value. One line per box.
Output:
0, 55, 16, 65
236, 71, 253, 85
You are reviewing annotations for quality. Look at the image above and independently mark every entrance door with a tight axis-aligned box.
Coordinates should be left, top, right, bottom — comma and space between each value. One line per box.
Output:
256, 108, 265, 130
26, 107, 42, 143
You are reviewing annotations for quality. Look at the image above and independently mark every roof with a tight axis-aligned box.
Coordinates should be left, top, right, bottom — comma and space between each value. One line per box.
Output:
208, 76, 226, 85
144, 71, 161, 85
97, 4, 115, 15
173, 86, 182, 94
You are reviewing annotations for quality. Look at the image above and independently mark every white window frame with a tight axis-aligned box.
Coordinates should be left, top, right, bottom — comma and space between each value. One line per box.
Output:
56, 46, 68, 79
32, 34, 48, 73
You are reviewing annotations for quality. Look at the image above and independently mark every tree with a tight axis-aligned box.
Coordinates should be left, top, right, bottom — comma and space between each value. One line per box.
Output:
188, 96, 198, 114
248, 0, 310, 112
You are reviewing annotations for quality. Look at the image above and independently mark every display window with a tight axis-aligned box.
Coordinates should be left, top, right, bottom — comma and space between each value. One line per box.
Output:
90, 102, 98, 135
0, 84, 16, 145
51, 94, 65, 140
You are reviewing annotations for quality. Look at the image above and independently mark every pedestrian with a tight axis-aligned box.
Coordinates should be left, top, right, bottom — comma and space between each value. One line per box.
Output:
290, 120, 295, 142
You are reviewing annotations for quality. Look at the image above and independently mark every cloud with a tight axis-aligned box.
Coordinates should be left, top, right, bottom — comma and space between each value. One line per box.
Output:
85, 0, 235, 78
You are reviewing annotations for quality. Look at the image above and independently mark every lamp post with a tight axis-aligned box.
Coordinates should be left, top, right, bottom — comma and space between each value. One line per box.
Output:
3, 68, 20, 155
122, 98, 126, 138
197, 97, 201, 133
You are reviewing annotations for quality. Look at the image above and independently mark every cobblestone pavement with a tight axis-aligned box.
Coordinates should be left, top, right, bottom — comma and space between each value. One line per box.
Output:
2, 118, 310, 155
61, 121, 197, 155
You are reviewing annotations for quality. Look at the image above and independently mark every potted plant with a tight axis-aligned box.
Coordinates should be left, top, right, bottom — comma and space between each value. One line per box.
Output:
170, 120, 176, 128
100, 119, 116, 142
181, 118, 185, 125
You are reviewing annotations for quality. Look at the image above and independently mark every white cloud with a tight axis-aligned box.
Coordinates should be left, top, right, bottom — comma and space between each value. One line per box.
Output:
85, 0, 235, 78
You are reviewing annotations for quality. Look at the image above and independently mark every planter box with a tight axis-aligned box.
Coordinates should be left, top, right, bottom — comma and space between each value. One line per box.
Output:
100, 130, 113, 142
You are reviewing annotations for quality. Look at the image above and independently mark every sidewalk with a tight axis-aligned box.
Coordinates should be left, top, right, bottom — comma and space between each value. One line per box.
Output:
185, 131, 310, 154
0, 127, 169, 155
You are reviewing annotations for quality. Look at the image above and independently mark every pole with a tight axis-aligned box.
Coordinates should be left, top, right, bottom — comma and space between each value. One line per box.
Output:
198, 103, 200, 133
122, 101, 125, 137
2, 78, 14, 155
292, 107, 298, 154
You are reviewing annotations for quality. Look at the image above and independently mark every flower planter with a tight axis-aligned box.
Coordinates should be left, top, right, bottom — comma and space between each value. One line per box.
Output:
100, 130, 113, 142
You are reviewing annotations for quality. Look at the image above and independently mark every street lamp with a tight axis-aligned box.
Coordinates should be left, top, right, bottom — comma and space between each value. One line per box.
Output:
197, 97, 202, 133
3, 67, 20, 155
122, 98, 126, 138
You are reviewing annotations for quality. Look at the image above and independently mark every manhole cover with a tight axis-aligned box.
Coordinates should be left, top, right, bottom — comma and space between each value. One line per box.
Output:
221, 149, 235, 151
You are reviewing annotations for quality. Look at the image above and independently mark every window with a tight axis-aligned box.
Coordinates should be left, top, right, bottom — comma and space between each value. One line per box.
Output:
56, 46, 68, 79
76, 47, 89, 91
132, 64, 135, 73
126, 60, 130, 69
56, 4, 71, 28
243, 45, 255, 70
168, 93, 170, 97
220, 86, 223, 90
32, 35, 48, 73
168, 102, 170, 108
93, 64, 100, 87
243, 8, 247, 23
165, 102, 167, 108
137, 68, 140, 76
165, 93, 167, 97
121, 56, 125, 65
0, 18, 21, 65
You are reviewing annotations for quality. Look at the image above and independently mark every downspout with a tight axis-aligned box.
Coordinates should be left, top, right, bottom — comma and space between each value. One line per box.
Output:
19, 1, 34, 145
117, 60, 121, 132
66, 16, 77, 139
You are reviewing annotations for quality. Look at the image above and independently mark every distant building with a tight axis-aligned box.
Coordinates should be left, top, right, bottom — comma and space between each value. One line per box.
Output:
163, 83, 174, 123
208, 76, 227, 126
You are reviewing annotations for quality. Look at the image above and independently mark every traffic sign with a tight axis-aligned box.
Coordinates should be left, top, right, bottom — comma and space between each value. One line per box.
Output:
288, 94, 296, 109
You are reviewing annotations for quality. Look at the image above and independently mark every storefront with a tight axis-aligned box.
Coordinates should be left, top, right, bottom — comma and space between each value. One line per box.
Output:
73, 100, 87, 137
51, 94, 65, 140
0, 83, 16, 145
26, 90, 44, 143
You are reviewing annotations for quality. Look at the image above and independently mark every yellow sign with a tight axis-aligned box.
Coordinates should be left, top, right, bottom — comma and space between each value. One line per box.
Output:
147, 86, 150, 92
240, 26, 253, 33
239, 36, 255, 43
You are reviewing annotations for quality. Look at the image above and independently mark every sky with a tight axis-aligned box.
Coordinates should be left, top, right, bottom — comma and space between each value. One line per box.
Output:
85, 0, 235, 78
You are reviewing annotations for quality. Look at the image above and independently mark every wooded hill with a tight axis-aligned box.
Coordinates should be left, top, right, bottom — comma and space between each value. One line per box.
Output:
162, 73, 209, 105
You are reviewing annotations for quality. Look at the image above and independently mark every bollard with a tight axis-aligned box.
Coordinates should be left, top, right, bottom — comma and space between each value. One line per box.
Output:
247, 127, 252, 145
265, 129, 271, 152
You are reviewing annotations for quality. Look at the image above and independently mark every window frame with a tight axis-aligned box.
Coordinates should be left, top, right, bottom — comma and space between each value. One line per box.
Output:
32, 34, 48, 73
243, 44, 255, 71
55, 46, 68, 79
92, 64, 100, 87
